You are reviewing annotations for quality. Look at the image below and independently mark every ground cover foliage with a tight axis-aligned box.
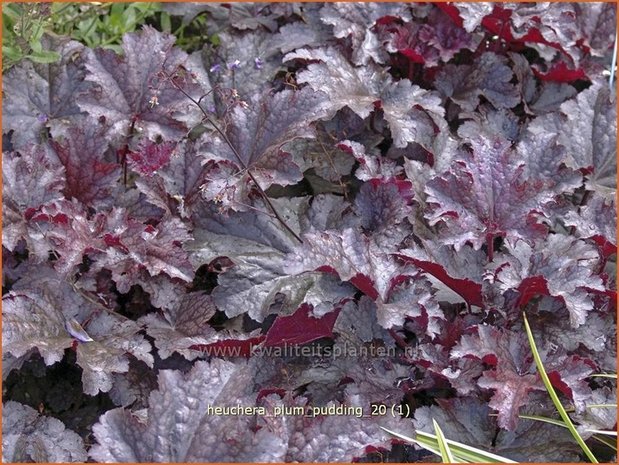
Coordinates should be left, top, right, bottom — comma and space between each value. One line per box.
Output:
2, 2, 617, 463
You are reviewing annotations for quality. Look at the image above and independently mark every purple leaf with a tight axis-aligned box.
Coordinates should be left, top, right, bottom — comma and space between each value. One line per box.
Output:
49, 121, 121, 208
204, 29, 282, 101
2, 144, 65, 252
338, 140, 403, 182
2, 39, 88, 149
489, 234, 605, 327
451, 326, 545, 430
30, 199, 107, 276
90, 360, 286, 462
282, 395, 410, 462
382, 7, 479, 66
447, 3, 494, 31
287, 48, 446, 151
272, 20, 331, 55
3, 401, 87, 462
481, 3, 616, 67
140, 292, 218, 360
398, 241, 485, 307
78, 26, 206, 143
127, 140, 176, 177
3, 268, 153, 395
424, 133, 581, 252
96, 211, 194, 292
3, 291, 73, 367
284, 228, 442, 335
134, 136, 218, 218
199, 87, 327, 210
264, 303, 340, 347
526, 82, 616, 196
189, 198, 354, 321
435, 52, 521, 111
319, 3, 412, 65
564, 195, 617, 257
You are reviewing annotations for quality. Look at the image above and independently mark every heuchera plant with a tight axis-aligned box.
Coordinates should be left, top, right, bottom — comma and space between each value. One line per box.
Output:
2, 2, 616, 463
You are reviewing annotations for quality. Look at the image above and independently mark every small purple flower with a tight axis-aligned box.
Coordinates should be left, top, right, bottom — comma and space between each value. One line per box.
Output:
227, 59, 241, 71
254, 57, 264, 70
37, 113, 48, 124
209, 63, 223, 73
207, 105, 216, 114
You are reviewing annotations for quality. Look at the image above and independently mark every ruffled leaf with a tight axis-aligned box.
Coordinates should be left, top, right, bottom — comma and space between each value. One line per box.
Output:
3, 401, 87, 463
424, 133, 581, 251
77, 26, 205, 143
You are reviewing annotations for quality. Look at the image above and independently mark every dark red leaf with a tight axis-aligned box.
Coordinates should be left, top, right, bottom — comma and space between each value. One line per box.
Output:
435, 4, 464, 27
533, 61, 587, 82
515, 276, 551, 307
264, 304, 340, 347
397, 256, 483, 307
127, 140, 176, 176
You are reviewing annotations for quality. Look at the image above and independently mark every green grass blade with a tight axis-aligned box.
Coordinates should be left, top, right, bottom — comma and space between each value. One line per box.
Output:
380, 427, 518, 463
523, 313, 599, 463
379, 427, 444, 460
519, 414, 617, 438
585, 429, 617, 436
587, 404, 617, 409
517, 414, 568, 428
592, 434, 618, 452
589, 374, 617, 379
417, 431, 518, 463
414, 435, 457, 461
433, 419, 457, 463
610, 26, 618, 90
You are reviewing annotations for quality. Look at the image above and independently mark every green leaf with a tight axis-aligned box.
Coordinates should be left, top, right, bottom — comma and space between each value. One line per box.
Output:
160, 12, 171, 33
121, 8, 136, 31
28, 37, 43, 53
2, 45, 23, 62
210, 34, 221, 46
28, 23, 45, 43
132, 2, 159, 14
2, 4, 22, 22
523, 312, 599, 463
108, 3, 125, 32
26, 50, 61, 64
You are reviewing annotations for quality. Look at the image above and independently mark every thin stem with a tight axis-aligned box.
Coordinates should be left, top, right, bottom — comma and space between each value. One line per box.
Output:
165, 71, 303, 243
609, 26, 617, 92
69, 281, 132, 322
486, 233, 494, 262
119, 118, 137, 186
316, 135, 349, 200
